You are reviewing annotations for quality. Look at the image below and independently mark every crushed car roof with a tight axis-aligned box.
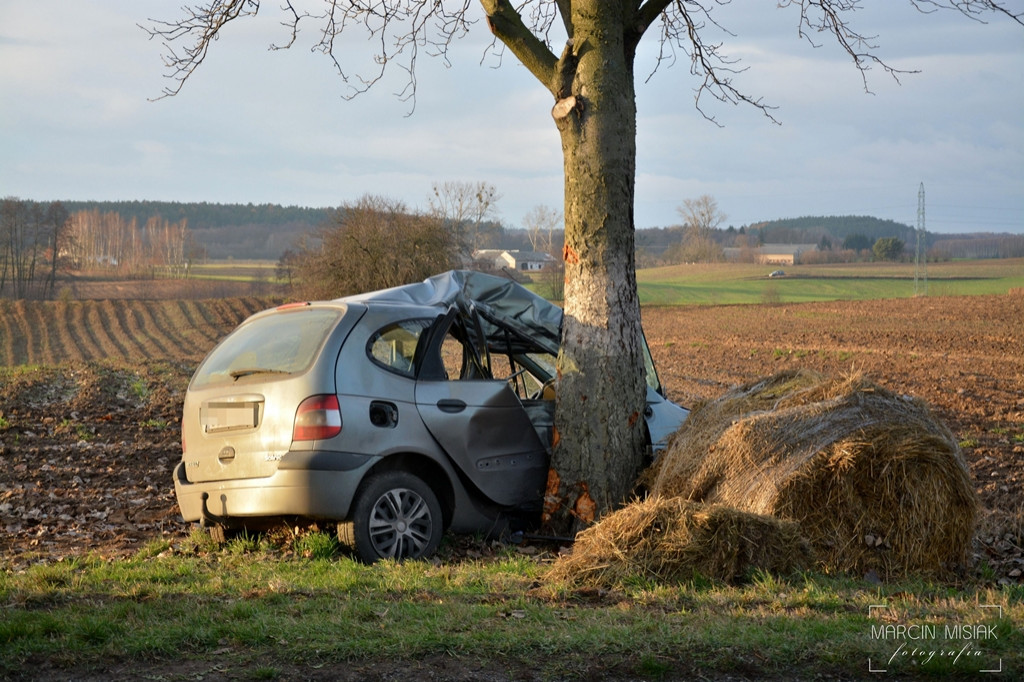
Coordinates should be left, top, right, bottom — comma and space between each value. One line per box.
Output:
339, 270, 563, 355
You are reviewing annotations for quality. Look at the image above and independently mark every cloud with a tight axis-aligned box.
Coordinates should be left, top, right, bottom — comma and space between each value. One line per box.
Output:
1, 1, 1020, 233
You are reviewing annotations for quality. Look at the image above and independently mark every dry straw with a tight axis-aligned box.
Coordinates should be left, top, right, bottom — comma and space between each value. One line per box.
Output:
647, 369, 977, 577
546, 497, 813, 587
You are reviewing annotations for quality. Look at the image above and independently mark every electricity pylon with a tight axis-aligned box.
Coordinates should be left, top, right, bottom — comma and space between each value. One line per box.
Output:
914, 182, 928, 296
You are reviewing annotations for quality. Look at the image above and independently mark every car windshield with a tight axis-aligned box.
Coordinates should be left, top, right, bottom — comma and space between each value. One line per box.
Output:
191, 308, 342, 389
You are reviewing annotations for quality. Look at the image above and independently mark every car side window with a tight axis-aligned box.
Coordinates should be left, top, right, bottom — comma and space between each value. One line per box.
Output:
439, 333, 464, 380
438, 330, 491, 380
367, 319, 432, 377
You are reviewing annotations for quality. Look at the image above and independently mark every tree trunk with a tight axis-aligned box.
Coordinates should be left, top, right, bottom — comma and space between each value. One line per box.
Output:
544, 2, 647, 534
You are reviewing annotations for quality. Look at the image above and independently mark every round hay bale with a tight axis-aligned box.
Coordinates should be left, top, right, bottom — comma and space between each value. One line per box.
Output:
546, 497, 813, 587
647, 370, 977, 577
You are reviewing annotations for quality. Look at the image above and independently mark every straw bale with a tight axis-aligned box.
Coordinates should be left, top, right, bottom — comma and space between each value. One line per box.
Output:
546, 497, 813, 587
647, 370, 977, 577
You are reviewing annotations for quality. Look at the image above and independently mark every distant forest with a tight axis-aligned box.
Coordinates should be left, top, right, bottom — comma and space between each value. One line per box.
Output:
752, 216, 916, 244
54, 201, 1023, 262
61, 201, 329, 261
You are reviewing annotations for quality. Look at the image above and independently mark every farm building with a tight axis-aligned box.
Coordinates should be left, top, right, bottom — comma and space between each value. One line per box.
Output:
724, 243, 819, 265
472, 249, 557, 272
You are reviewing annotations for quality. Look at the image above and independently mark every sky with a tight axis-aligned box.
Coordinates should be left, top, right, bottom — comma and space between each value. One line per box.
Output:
1, 1, 1022, 234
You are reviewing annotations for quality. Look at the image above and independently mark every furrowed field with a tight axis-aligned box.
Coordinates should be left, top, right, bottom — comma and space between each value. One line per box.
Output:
1, 260, 1022, 680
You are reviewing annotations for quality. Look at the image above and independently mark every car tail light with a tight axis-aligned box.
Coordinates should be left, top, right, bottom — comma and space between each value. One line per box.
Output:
293, 395, 342, 441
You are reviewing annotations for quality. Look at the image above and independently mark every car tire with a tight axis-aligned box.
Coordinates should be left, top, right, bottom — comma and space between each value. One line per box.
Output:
347, 470, 443, 563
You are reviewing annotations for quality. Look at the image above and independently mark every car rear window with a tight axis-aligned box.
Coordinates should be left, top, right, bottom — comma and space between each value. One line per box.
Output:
191, 308, 342, 389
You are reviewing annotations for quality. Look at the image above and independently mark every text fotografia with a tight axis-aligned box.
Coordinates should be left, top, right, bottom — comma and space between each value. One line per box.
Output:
872, 623, 998, 641
867, 605, 1003, 674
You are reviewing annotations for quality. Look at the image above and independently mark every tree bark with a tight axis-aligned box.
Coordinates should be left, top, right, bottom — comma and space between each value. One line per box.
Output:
483, 0, 648, 533
547, 1, 647, 533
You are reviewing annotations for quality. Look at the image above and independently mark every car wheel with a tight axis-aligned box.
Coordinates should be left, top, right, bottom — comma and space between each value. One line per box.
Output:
348, 471, 443, 563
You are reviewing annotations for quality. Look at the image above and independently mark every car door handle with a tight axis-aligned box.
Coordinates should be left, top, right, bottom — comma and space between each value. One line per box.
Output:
436, 399, 466, 413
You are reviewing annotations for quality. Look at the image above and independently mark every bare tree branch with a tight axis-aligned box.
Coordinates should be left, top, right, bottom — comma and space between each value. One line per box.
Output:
480, 0, 559, 93
780, 0, 919, 94
142, 0, 261, 100
910, 0, 1023, 25
143, 0, 476, 112
635, 0, 674, 37
644, 1, 779, 125
143, 0, 1022, 119
637, 0, 1020, 125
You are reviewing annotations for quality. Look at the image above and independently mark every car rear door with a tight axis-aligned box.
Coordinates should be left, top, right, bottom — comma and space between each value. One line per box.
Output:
413, 309, 548, 508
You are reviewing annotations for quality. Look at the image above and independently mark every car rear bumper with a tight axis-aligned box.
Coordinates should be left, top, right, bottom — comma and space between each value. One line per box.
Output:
173, 452, 376, 523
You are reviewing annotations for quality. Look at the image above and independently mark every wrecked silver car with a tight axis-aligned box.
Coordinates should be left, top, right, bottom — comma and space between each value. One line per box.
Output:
173, 270, 688, 562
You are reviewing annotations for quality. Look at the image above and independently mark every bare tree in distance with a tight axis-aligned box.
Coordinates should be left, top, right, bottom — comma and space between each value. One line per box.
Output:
523, 204, 562, 255
523, 204, 565, 300
145, 1, 1022, 533
429, 180, 501, 257
672, 194, 726, 263
44, 202, 70, 298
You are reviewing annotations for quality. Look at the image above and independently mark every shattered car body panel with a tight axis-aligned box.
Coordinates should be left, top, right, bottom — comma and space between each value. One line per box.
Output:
350, 270, 686, 450
173, 270, 688, 562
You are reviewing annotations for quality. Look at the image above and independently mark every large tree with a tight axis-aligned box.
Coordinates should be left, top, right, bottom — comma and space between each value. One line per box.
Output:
146, 1, 1021, 532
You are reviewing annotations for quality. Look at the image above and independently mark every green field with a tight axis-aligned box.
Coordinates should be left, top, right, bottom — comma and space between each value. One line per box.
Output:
637, 259, 1024, 306
186, 260, 281, 283
182, 258, 1024, 305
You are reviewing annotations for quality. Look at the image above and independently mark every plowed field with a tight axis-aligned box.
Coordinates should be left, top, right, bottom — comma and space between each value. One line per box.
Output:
0, 297, 272, 366
1, 293, 1022, 583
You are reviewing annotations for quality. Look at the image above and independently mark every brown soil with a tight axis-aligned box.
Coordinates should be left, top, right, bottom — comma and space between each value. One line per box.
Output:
1, 293, 1022, 583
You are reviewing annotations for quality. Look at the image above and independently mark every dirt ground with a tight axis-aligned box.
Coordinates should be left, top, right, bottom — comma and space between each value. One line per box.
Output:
1, 293, 1022, 582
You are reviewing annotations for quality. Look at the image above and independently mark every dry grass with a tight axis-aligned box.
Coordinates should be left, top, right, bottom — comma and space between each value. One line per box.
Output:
646, 370, 977, 577
547, 498, 813, 587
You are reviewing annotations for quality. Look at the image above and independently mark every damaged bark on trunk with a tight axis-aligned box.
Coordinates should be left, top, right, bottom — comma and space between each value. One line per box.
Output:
485, 0, 649, 534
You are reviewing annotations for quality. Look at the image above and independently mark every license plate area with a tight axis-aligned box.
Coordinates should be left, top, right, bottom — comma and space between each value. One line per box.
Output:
202, 400, 261, 433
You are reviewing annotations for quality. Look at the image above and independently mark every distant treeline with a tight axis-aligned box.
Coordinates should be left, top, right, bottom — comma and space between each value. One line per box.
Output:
750, 216, 916, 245
33, 202, 1024, 262
635, 215, 919, 262
750, 216, 1024, 259
59, 200, 330, 228
636, 215, 1024, 263
60, 201, 331, 260
1, 198, 210, 299
56, 200, 538, 261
